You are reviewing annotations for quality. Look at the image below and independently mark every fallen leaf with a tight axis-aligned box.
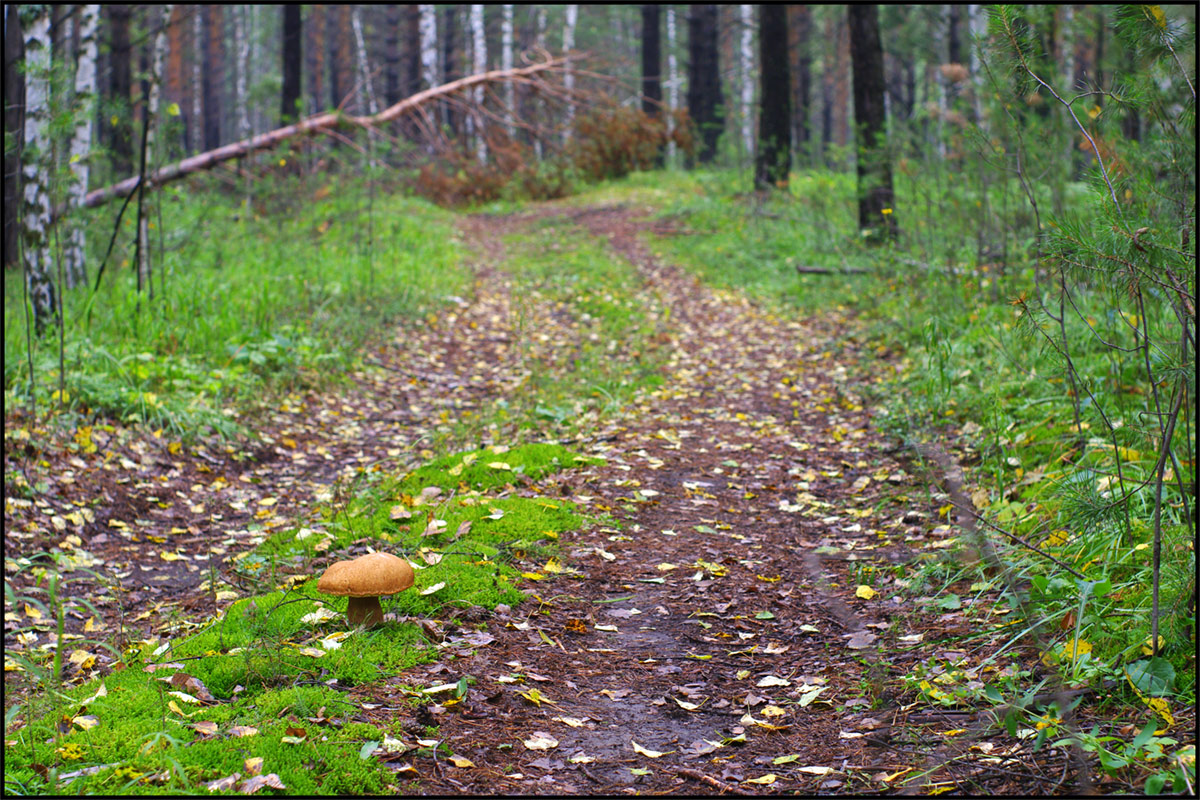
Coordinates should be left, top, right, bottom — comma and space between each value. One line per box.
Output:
797, 766, 835, 775
228, 726, 259, 738
756, 675, 791, 688
523, 732, 559, 750
449, 755, 474, 768
744, 774, 777, 785
631, 740, 672, 758
855, 585, 878, 600
243, 757, 263, 776
205, 774, 241, 792
552, 716, 587, 728
238, 773, 286, 794
191, 720, 219, 736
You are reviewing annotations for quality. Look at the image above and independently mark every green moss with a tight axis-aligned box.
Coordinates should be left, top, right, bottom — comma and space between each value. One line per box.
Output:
398, 442, 600, 495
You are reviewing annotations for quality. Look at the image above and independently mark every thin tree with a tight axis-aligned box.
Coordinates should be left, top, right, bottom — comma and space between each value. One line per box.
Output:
64, 4, 100, 289
4, 5, 25, 269
738, 4, 754, 164
21, 5, 57, 336
563, 5, 578, 145
502, 4, 515, 138
352, 7, 379, 116
234, 6, 251, 142
665, 5, 679, 163
191, 6, 203, 151
281, 6, 303, 124
442, 6, 459, 134
847, 4, 896, 240
641, 5, 663, 167
383, 5, 401, 107
202, 5, 224, 150
754, 5, 790, 189
686, 4, 723, 166
789, 5, 812, 166
470, 5, 487, 163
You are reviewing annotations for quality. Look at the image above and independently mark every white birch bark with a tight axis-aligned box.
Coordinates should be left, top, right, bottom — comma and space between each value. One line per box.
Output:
739, 4, 754, 164
192, 8, 203, 152
352, 6, 379, 115
64, 4, 100, 288
535, 7, 546, 159
563, 4, 578, 146
665, 5, 678, 163
420, 5, 439, 90
21, 7, 57, 333
470, 4, 487, 162
502, 4, 514, 137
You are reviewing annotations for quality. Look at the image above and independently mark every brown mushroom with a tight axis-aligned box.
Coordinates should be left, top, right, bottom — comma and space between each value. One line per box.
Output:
317, 552, 414, 626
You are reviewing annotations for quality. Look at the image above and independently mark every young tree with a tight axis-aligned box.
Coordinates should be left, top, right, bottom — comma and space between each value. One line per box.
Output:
738, 4, 754, 163
384, 5, 401, 107
234, 6, 251, 142
442, 5, 459, 134
4, 5, 24, 269
308, 5, 326, 114
281, 6, 303, 124
847, 4, 896, 240
191, 7, 203, 151
686, 4, 723, 165
563, 5, 578, 145
665, 5, 680, 163
502, 4, 515, 137
470, 4, 486, 162
352, 6, 379, 115
20, 6, 57, 335
755, 5, 790, 189
641, 5, 663, 167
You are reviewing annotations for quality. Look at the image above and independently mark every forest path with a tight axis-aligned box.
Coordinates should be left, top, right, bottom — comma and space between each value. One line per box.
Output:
398, 202, 986, 794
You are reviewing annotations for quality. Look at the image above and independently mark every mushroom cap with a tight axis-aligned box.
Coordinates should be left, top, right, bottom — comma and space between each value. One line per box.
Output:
317, 552, 415, 597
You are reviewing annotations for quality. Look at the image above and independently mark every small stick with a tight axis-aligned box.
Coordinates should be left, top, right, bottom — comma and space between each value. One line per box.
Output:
677, 767, 752, 795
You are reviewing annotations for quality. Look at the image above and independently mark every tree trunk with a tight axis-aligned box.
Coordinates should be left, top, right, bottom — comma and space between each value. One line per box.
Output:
641, 5, 662, 167
203, 5, 224, 150
502, 4, 515, 138
948, 5, 963, 65
820, 10, 834, 165
328, 6, 352, 112
4, 5, 25, 269
165, 6, 186, 154
108, 4, 134, 176
739, 4, 755, 165
665, 6, 679, 162
686, 4, 723, 166
62, 5, 100, 288
234, 6, 251, 142
847, 5, 896, 240
190, 7, 203, 152
281, 6, 303, 124
470, 4, 486, 162
755, 5, 790, 189
832, 12, 850, 154
420, 5, 439, 91
384, 5, 402, 107
562, 5, 578, 145
139, 5, 171, 299
442, 5, 459, 134
21, 6, 57, 335
788, 5, 811, 166
308, 5, 326, 114
353, 6, 380, 115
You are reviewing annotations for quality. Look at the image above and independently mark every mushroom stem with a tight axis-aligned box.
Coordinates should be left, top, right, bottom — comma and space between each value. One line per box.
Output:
346, 596, 384, 627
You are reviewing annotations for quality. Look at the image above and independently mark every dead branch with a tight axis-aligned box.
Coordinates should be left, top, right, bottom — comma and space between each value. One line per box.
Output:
795, 265, 869, 276
69, 56, 571, 216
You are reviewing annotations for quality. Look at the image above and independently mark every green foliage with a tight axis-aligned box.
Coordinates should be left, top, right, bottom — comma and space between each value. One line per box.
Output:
4, 174, 466, 440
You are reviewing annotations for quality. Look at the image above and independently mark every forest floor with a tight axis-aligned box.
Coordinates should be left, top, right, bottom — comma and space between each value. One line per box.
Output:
5, 200, 1140, 794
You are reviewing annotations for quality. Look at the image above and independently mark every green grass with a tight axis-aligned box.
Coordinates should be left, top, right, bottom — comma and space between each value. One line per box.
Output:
4, 174, 466, 440
3, 441, 596, 795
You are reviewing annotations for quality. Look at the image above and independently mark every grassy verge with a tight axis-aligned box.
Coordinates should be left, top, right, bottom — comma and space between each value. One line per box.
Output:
3, 442, 602, 795
4, 174, 465, 440
637, 167, 1194, 789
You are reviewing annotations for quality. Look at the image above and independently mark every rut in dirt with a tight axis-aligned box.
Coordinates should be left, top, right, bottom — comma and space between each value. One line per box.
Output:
399, 204, 940, 795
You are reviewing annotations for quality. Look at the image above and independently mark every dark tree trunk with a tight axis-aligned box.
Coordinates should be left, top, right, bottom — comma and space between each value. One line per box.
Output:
847, 4, 896, 240
755, 5, 791, 189
641, 5, 663, 167
334, 6, 353, 111
109, 4, 134, 175
384, 5, 402, 106
789, 5, 811, 165
405, 5, 422, 96
442, 5, 460, 135
202, 5, 224, 150
307, 5, 325, 113
281, 5, 303, 124
327, 6, 344, 110
948, 5, 963, 64
4, 5, 24, 269
686, 4, 723, 166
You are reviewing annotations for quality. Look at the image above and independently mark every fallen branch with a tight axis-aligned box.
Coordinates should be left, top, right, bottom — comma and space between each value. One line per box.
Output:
795, 265, 869, 276
677, 768, 752, 795
68, 56, 571, 216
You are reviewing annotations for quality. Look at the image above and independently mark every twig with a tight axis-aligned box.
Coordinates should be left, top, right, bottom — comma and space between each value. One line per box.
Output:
677, 767, 752, 795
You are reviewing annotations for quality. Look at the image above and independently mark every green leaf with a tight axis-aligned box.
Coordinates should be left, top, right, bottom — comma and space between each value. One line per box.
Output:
359, 740, 380, 760
1126, 658, 1175, 697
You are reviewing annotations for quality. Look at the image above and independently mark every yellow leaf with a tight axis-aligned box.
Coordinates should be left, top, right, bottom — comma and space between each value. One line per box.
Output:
487, 462, 511, 470
631, 740, 672, 758
57, 743, 86, 760
855, 585, 877, 600
543, 558, 563, 574
167, 441, 182, 455
166, 102, 181, 117
419, 581, 446, 595
160, 551, 186, 562
1141, 635, 1166, 655
24, 603, 43, 621
744, 774, 777, 785
449, 755, 474, 768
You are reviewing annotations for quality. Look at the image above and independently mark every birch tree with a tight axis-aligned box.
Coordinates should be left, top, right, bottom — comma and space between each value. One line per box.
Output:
665, 5, 679, 163
502, 4, 514, 138
191, 8, 203, 151
739, 4, 755, 164
563, 4, 578, 146
21, 6, 57, 335
420, 5, 439, 90
235, 6, 251, 142
64, 4, 100, 289
470, 5, 487, 162
352, 6, 379, 115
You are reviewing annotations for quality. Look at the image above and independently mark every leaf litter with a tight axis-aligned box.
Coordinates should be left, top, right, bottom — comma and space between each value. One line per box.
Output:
1, 201, 1118, 795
